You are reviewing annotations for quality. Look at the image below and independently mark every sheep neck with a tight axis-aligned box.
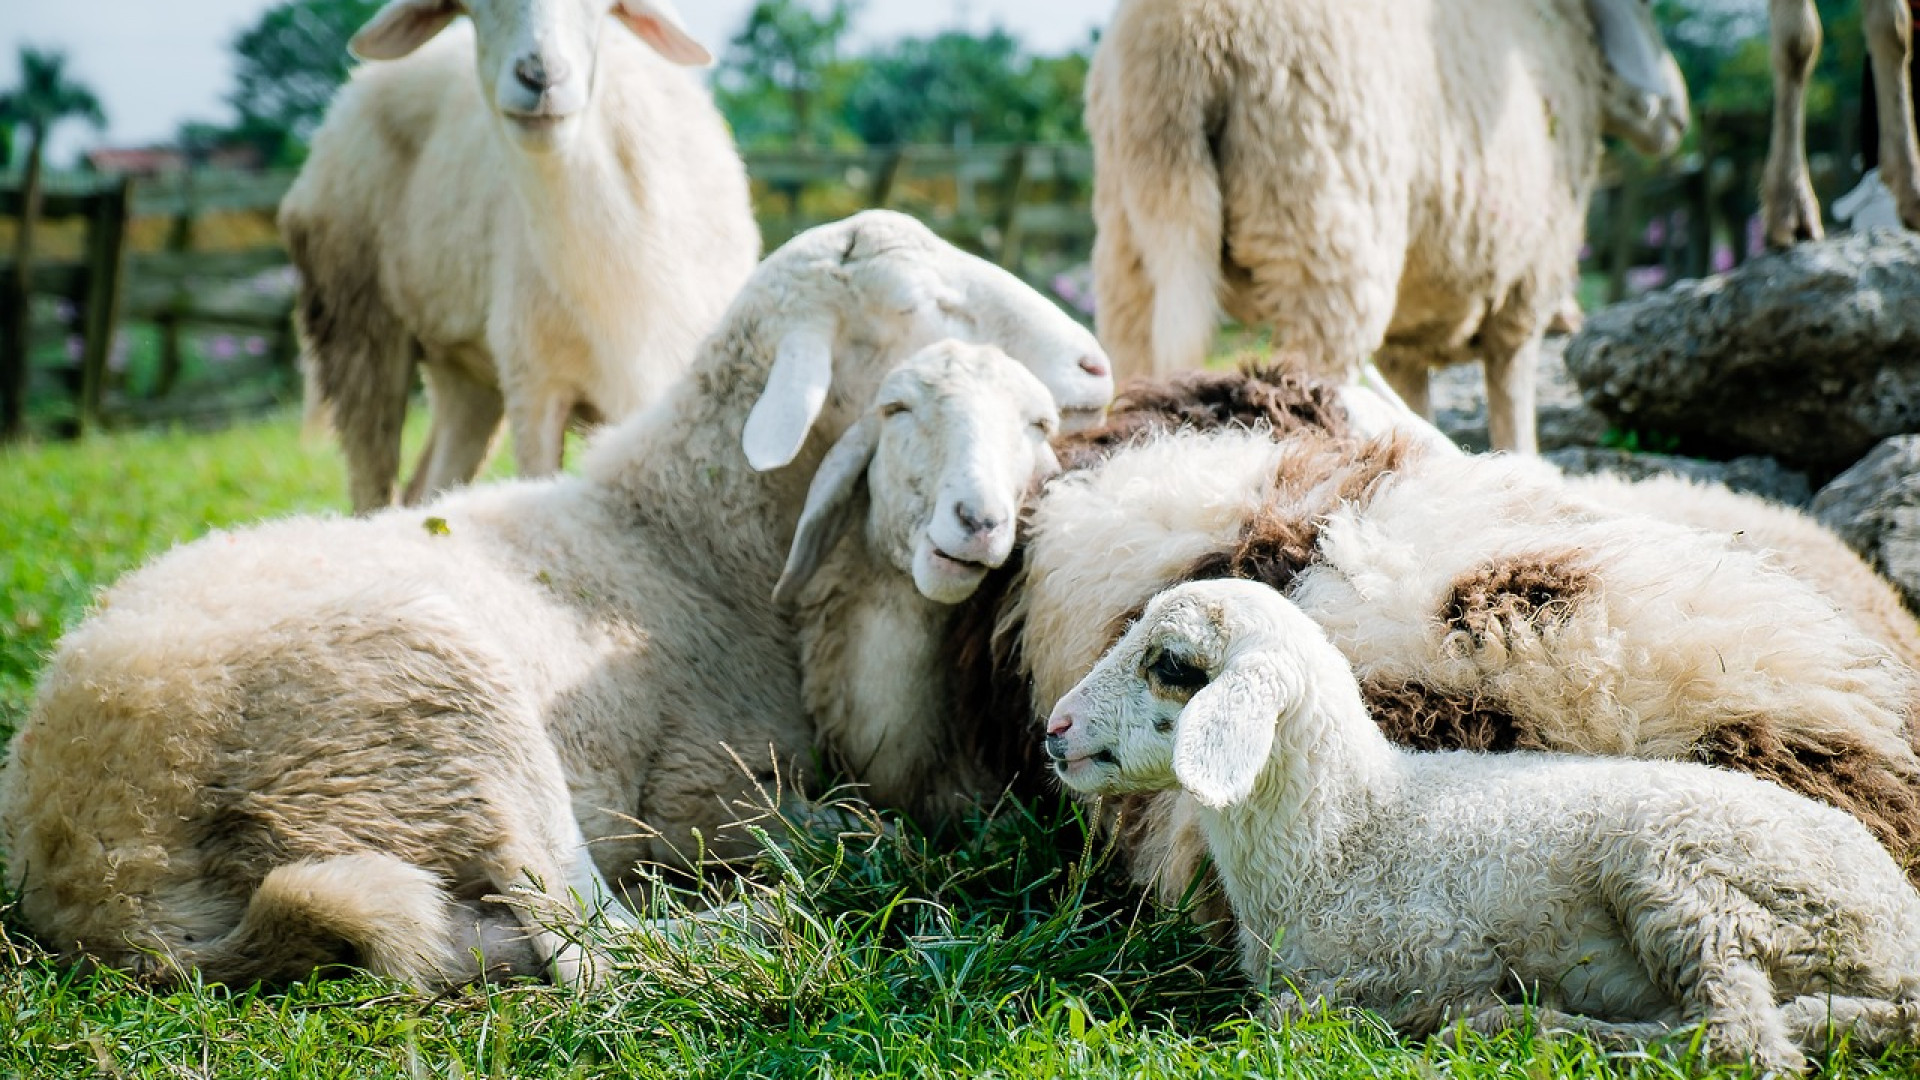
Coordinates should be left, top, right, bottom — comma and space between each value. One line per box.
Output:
1195, 681, 1404, 948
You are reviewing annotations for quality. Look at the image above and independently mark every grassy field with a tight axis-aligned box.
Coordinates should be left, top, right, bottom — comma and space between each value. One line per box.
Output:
2, 414, 1918, 1078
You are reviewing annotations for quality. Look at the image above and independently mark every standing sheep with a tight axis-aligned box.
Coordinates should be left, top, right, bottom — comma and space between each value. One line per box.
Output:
282, 0, 759, 513
1763, 0, 1919, 245
1046, 578, 1920, 1072
0, 213, 1114, 989
1086, 0, 1688, 452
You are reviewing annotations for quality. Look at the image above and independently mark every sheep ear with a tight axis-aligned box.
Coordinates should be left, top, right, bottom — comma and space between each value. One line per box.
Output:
612, 0, 713, 67
350, 0, 461, 61
743, 324, 836, 472
772, 416, 878, 607
1172, 659, 1285, 810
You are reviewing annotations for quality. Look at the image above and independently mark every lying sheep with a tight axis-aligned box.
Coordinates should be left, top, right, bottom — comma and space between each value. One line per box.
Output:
1762, 0, 1919, 245
1046, 578, 1920, 1072
1085, 0, 1688, 452
950, 367, 1920, 929
0, 211, 1113, 989
282, 0, 759, 512
778, 344, 1064, 820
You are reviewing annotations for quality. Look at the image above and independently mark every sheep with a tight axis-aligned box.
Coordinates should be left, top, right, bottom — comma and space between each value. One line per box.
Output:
1563, 470, 1920, 675
280, 0, 759, 513
0, 211, 1115, 989
1084, 0, 1688, 452
1763, 0, 1919, 245
778, 343, 1065, 821
949, 368, 1920, 929
1045, 578, 1920, 1071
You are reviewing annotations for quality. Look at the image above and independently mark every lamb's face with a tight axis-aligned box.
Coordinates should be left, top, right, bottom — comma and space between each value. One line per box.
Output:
1589, 0, 1690, 155
866, 343, 1061, 603
350, 0, 711, 152
1044, 588, 1234, 796
1046, 580, 1311, 809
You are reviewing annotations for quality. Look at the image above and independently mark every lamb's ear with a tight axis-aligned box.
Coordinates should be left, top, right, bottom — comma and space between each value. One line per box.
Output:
773, 416, 878, 606
350, 0, 461, 61
612, 0, 713, 67
743, 323, 836, 471
1172, 658, 1285, 809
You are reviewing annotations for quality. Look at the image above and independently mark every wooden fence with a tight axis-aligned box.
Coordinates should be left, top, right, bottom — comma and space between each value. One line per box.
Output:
0, 129, 1788, 442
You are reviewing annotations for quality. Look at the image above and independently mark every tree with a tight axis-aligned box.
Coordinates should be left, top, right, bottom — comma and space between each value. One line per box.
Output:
0, 45, 106, 441
225, 0, 383, 164
844, 28, 1088, 146
714, 0, 861, 147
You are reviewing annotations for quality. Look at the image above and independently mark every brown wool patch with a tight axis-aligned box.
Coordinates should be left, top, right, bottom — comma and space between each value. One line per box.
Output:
946, 555, 1052, 803
1054, 364, 1353, 473
1443, 553, 1598, 645
1699, 720, 1920, 883
1361, 680, 1548, 753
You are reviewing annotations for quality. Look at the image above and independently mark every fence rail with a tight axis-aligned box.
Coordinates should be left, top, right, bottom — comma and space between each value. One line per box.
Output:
0, 129, 1778, 442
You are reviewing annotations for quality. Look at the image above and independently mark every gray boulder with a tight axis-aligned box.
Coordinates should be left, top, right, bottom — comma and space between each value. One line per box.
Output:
1811, 435, 1920, 612
1564, 230, 1920, 476
1547, 447, 1813, 506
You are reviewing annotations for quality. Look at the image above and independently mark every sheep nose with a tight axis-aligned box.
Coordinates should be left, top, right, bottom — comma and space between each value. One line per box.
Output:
1044, 733, 1069, 761
1078, 355, 1109, 378
514, 55, 569, 94
953, 501, 1003, 537
1045, 707, 1075, 736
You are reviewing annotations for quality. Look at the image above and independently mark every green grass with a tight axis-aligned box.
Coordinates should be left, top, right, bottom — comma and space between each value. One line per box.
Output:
4, 415, 1920, 1078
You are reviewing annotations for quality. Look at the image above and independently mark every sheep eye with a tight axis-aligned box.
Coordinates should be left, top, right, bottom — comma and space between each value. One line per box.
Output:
878, 401, 910, 418
1029, 417, 1056, 437
1146, 650, 1208, 692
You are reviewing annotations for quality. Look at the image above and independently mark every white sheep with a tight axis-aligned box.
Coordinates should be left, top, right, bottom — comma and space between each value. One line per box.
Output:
1047, 578, 1920, 1071
776, 343, 1064, 820
1762, 0, 1918, 245
997, 417, 1920, 927
1084, 0, 1688, 452
0, 211, 1114, 989
280, 0, 759, 513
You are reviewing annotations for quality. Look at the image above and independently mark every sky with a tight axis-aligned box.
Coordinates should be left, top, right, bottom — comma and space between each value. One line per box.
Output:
0, 0, 1112, 164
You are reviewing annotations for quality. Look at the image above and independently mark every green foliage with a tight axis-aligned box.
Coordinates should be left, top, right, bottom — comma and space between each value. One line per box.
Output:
0, 46, 105, 145
218, 0, 384, 165
1599, 426, 1684, 455
714, 0, 863, 148
844, 29, 1089, 146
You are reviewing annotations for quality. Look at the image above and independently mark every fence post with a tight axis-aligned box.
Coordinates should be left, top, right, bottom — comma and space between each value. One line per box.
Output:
1604, 167, 1643, 304
76, 177, 133, 435
995, 145, 1032, 270
155, 170, 197, 399
868, 147, 906, 207
1, 138, 45, 441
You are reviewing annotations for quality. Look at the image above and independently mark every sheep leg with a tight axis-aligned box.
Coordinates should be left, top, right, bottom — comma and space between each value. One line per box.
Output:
1763, 0, 1826, 247
1091, 177, 1160, 384
1444, 1003, 1675, 1051
1782, 994, 1920, 1056
1481, 336, 1541, 455
505, 383, 572, 480
1863, 0, 1920, 230
403, 361, 504, 506
1372, 349, 1434, 421
331, 336, 416, 515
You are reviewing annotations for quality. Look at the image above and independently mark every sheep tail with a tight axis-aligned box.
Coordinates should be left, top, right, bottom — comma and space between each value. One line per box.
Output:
179, 853, 461, 988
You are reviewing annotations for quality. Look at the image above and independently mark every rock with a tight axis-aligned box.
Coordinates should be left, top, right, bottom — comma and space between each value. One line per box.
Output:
1547, 447, 1813, 506
1564, 230, 1920, 476
1811, 435, 1920, 611
1430, 336, 1611, 453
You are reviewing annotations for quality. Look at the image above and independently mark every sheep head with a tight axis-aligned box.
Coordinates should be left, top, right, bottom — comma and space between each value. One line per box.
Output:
741, 211, 1114, 474
1587, 0, 1690, 156
1045, 579, 1323, 810
774, 341, 1061, 607
349, 0, 710, 152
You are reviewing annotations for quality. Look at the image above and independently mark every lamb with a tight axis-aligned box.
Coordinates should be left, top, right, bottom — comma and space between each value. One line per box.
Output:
280, 0, 759, 513
955, 369, 1920, 927
1084, 0, 1689, 452
0, 211, 1114, 989
1045, 578, 1920, 1072
1762, 0, 1918, 245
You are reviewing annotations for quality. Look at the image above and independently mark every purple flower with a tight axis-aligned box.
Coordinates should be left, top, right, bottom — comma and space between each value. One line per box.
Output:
1712, 244, 1735, 273
65, 335, 84, 361
1626, 265, 1669, 293
53, 298, 77, 324
210, 335, 239, 362
245, 336, 267, 357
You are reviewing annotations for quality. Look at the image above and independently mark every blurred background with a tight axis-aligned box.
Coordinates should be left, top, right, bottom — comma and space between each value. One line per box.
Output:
0, 0, 1881, 441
